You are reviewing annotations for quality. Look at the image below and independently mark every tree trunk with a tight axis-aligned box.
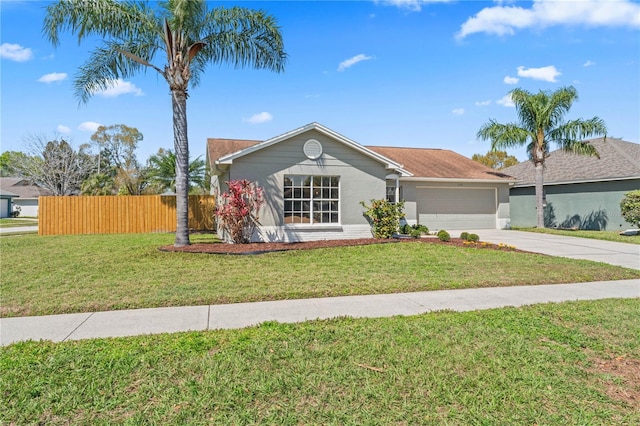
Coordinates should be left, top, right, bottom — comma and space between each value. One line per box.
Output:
171, 88, 190, 246
534, 161, 545, 228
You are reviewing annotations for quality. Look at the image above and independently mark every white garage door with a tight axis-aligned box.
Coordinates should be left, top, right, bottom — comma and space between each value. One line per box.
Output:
416, 187, 496, 230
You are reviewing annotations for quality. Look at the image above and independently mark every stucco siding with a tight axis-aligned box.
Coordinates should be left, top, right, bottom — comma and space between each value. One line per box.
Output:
13, 198, 39, 217
225, 130, 386, 240
509, 179, 639, 230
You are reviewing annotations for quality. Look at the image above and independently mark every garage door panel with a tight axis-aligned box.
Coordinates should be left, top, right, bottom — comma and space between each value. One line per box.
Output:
417, 188, 496, 229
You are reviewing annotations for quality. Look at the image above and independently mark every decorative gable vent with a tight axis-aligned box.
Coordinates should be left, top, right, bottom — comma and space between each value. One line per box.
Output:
303, 139, 323, 160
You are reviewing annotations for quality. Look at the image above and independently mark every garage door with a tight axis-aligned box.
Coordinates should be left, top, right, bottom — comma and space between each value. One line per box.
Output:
0, 199, 8, 218
416, 187, 496, 230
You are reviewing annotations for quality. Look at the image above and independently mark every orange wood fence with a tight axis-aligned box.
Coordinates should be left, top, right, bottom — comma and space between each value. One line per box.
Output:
38, 195, 215, 236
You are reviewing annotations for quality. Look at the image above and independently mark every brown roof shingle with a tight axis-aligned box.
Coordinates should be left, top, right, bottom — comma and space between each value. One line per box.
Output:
207, 138, 260, 165
367, 146, 515, 180
501, 138, 640, 186
206, 138, 515, 181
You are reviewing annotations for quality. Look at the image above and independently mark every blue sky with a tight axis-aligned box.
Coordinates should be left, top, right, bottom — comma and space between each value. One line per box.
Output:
1, 0, 639, 164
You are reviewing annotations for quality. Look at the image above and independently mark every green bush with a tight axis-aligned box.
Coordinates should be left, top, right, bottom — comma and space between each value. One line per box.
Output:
620, 190, 640, 227
467, 233, 480, 242
437, 229, 450, 242
399, 223, 412, 235
361, 199, 406, 239
412, 224, 429, 234
460, 232, 469, 240
410, 229, 422, 238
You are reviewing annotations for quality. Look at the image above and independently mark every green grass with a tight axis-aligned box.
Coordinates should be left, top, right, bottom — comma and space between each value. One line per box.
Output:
0, 218, 38, 228
1, 233, 639, 318
514, 227, 640, 244
2, 299, 638, 425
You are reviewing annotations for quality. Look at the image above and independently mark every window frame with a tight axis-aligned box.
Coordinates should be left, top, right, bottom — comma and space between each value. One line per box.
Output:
283, 174, 340, 225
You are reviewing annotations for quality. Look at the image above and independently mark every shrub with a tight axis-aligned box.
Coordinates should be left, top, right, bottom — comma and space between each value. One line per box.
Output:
620, 190, 640, 227
412, 224, 429, 234
215, 179, 264, 244
400, 223, 412, 235
361, 199, 405, 239
459, 231, 469, 240
410, 229, 422, 238
467, 233, 480, 242
437, 229, 450, 242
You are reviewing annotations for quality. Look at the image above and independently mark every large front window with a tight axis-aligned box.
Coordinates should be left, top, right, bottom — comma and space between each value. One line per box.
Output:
284, 175, 339, 224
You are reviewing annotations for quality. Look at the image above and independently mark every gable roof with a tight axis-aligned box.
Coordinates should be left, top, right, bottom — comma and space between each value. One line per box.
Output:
367, 146, 516, 182
501, 138, 640, 186
208, 122, 410, 175
0, 177, 52, 198
206, 123, 516, 182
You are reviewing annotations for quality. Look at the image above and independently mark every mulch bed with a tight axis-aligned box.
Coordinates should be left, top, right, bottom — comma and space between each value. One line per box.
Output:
160, 237, 522, 255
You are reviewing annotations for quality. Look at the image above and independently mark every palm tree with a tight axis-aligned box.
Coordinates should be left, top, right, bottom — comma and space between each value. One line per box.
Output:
44, 0, 286, 246
477, 86, 607, 228
147, 148, 206, 194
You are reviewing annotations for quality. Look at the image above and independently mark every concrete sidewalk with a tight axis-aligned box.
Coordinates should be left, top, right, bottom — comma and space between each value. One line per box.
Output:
2, 280, 638, 346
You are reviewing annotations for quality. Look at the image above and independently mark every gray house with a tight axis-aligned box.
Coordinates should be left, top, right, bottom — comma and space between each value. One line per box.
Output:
207, 123, 515, 242
502, 138, 640, 231
0, 177, 52, 217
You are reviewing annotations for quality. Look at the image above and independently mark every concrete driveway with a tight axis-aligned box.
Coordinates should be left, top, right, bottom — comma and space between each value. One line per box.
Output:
468, 229, 640, 270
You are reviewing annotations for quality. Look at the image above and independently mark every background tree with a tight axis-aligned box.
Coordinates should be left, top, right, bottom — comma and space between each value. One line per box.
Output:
10, 134, 96, 195
471, 150, 519, 170
477, 86, 607, 228
147, 148, 206, 194
90, 125, 148, 195
44, 0, 286, 246
0, 151, 29, 177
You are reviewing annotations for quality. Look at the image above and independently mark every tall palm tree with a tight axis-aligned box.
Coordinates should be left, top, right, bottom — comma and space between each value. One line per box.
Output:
44, 0, 286, 246
477, 86, 607, 228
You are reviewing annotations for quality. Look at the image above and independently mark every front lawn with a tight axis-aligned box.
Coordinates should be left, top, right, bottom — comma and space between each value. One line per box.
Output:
2, 299, 638, 424
1, 233, 638, 317
514, 227, 640, 244
0, 218, 38, 228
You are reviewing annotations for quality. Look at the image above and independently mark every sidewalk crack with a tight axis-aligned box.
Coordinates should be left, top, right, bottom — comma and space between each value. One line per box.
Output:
63, 313, 94, 342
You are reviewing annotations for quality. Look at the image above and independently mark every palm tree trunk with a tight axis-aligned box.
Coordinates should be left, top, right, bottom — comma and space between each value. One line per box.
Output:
534, 162, 545, 228
171, 88, 190, 246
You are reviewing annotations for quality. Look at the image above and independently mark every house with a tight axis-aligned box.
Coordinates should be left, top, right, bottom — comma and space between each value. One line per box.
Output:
0, 177, 53, 217
501, 137, 640, 231
207, 122, 516, 242
0, 189, 18, 218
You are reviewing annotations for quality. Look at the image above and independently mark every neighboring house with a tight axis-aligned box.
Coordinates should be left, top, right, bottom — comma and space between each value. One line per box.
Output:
0, 177, 53, 217
207, 122, 516, 242
502, 138, 640, 231
0, 189, 18, 218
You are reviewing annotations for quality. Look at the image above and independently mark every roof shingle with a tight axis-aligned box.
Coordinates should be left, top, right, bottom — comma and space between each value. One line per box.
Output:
501, 138, 640, 186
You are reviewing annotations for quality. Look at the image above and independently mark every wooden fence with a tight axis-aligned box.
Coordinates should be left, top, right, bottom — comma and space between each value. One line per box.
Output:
39, 195, 215, 236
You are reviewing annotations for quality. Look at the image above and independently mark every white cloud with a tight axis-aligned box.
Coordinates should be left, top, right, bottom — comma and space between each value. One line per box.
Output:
337, 54, 374, 72
376, 0, 453, 13
96, 79, 143, 97
503, 76, 519, 84
583, 60, 596, 67
457, 0, 640, 39
244, 112, 273, 124
0, 43, 33, 62
451, 108, 465, 116
475, 100, 492, 106
56, 125, 71, 134
38, 72, 68, 84
78, 122, 102, 132
497, 94, 515, 107
517, 65, 561, 82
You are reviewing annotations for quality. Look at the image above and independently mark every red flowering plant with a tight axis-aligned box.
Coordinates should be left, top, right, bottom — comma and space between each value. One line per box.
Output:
215, 179, 265, 244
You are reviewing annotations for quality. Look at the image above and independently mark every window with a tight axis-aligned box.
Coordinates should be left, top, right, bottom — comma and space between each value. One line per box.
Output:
284, 175, 339, 224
